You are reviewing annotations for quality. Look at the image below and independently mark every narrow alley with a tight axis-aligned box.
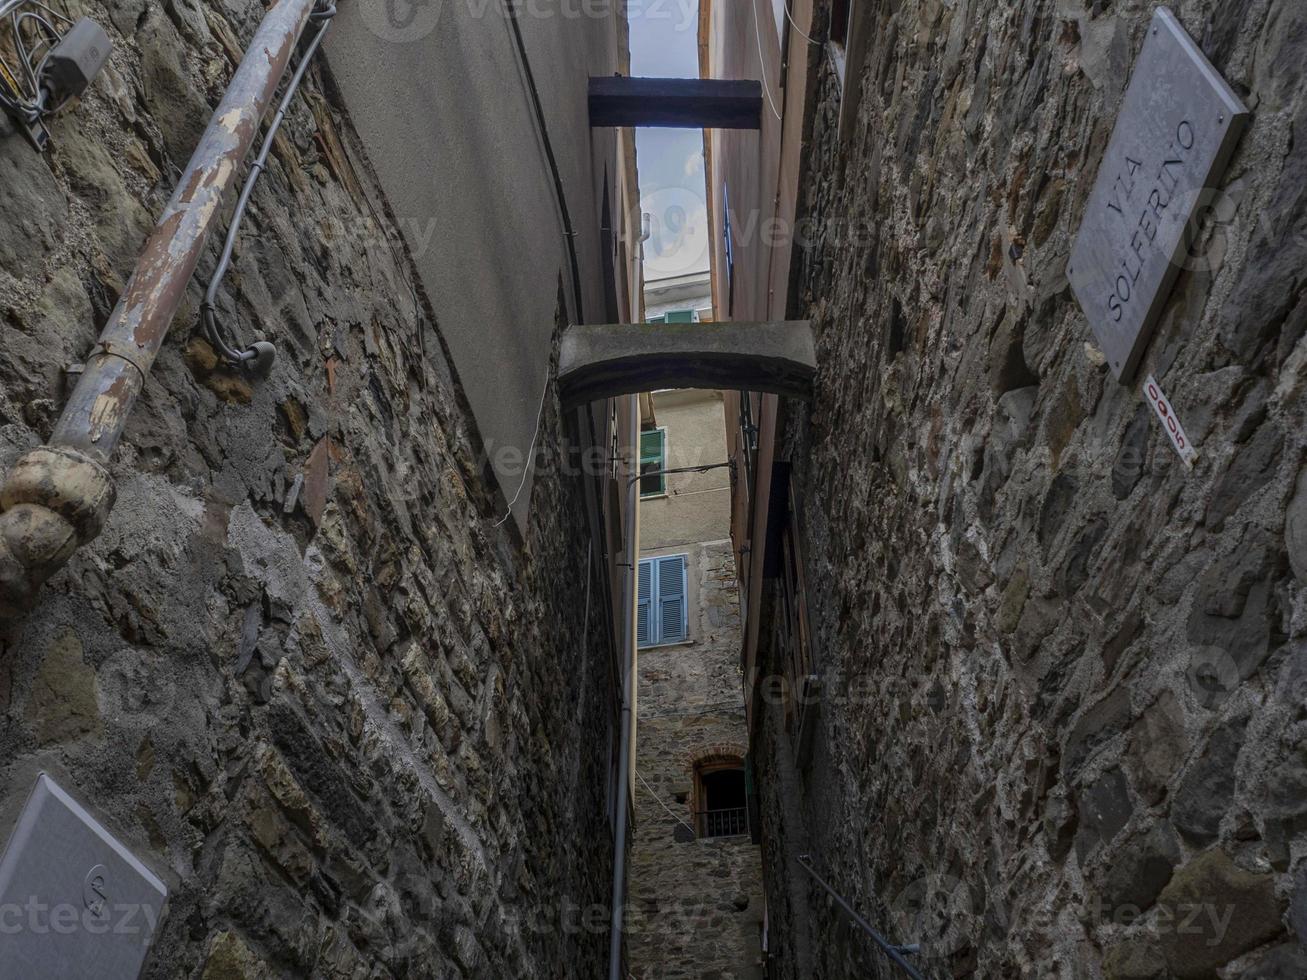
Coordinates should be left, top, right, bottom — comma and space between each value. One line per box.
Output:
0, 0, 1304, 978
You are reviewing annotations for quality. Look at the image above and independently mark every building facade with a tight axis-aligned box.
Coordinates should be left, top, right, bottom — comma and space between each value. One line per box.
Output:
0, 0, 643, 975
645, 270, 714, 325
628, 386, 765, 979
706, 1, 1307, 978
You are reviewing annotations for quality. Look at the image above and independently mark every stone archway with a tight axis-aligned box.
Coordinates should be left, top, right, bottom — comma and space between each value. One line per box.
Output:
557, 320, 816, 407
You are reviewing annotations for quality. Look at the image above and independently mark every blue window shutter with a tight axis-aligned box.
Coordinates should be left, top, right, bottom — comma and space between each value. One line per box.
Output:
636, 559, 654, 647
662, 309, 695, 324
657, 555, 686, 643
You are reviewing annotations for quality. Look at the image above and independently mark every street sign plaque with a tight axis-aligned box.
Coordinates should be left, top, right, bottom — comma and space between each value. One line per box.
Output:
1068, 7, 1249, 381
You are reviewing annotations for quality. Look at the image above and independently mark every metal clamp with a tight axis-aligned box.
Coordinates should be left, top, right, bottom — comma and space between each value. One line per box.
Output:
87, 340, 149, 385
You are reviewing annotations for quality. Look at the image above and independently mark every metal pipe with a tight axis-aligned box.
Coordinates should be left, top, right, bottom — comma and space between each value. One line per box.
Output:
202, 4, 335, 369
608, 393, 640, 980
796, 854, 926, 980
0, 0, 319, 620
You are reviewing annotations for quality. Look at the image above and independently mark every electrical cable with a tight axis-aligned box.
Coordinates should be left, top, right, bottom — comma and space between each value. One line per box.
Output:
502, 0, 585, 326
634, 768, 708, 844
493, 362, 551, 528
0, 0, 72, 122
199, 2, 336, 372
783, 1, 818, 46
750, 0, 784, 122
490, 0, 589, 531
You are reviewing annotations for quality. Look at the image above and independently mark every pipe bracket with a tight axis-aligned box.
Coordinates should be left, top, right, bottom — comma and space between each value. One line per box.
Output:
88, 340, 150, 386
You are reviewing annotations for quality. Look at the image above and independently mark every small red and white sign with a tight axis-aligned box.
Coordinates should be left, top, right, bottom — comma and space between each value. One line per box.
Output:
1143, 375, 1198, 468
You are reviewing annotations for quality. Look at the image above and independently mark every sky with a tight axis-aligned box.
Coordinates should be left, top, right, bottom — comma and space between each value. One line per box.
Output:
628, 0, 711, 281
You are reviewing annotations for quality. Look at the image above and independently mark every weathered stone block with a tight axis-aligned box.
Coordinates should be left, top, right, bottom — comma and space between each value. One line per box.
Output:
23, 626, 101, 744
1156, 850, 1285, 978
1125, 691, 1190, 806
1172, 718, 1247, 844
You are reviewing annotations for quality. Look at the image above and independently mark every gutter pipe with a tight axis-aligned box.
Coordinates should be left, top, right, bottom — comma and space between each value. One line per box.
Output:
0, 0, 321, 620
608, 393, 640, 980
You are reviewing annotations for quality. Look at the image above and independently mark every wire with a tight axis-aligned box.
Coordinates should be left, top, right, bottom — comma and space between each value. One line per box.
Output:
489, 0, 588, 531
783, 1, 818, 46
502, 0, 585, 326
492, 362, 551, 527
635, 768, 708, 843
200, 2, 336, 367
0, 0, 70, 122
749, 0, 784, 122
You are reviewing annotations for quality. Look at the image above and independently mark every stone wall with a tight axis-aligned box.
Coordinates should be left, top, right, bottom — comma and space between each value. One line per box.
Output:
0, 2, 615, 976
629, 539, 765, 979
756, 0, 1307, 977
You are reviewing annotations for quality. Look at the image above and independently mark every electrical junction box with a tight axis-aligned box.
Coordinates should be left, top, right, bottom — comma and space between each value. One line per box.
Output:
0, 774, 168, 979
41, 18, 112, 105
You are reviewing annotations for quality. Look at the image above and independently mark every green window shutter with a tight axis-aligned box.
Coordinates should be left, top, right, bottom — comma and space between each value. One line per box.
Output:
636, 559, 654, 647
657, 555, 686, 643
662, 309, 695, 323
639, 429, 665, 497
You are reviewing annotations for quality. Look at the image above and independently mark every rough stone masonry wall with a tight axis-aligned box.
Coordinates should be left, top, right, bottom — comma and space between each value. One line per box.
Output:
760, 0, 1307, 978
628, 540, 765, 979
0, 2, 614, 977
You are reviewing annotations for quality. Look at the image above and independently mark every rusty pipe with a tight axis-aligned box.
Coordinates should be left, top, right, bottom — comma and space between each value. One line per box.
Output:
0, 0, 319, 620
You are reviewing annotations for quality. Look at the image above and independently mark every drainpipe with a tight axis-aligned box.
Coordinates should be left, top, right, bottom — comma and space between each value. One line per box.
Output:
0, 0, 319, 621
609, 392, 640, 980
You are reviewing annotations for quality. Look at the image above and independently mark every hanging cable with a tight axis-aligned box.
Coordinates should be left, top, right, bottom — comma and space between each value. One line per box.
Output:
635, 768, 710, 844
0, 0, 71, 122
502, 0, 585, 326
199, 1, 336, 376
750, 0, 784, 122
488, 0, 589, 531
0, 0, 112, 150
783, 1, 818, 46
493, 361, 551, 528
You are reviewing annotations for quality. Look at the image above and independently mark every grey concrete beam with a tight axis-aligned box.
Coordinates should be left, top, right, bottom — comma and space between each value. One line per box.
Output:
588, 77, 763, 129
558, 321, 816, 407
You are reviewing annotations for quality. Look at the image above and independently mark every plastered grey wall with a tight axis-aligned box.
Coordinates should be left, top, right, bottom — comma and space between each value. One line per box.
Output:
0, 1, 616, 975
755, 1, 1307, 978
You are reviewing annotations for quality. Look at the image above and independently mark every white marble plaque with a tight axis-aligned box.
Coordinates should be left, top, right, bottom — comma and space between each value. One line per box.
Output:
1068, 7, 1249, 381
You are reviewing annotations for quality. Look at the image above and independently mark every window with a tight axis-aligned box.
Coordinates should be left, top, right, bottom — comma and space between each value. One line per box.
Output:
639, 428, 666, 497
648, 309, 698, 324
637, 554, 687, 647
694, 759, 750, 838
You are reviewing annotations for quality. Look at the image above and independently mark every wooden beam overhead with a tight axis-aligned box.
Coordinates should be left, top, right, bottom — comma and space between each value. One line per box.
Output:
588, 76, 762, 130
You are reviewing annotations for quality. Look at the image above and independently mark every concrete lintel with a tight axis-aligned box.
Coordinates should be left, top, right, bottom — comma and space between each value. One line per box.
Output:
557, 321, 816, 408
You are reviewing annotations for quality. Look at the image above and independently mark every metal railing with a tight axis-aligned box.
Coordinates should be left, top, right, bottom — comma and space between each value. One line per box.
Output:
796, 854, 925, 980
698, 807, 750, 838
